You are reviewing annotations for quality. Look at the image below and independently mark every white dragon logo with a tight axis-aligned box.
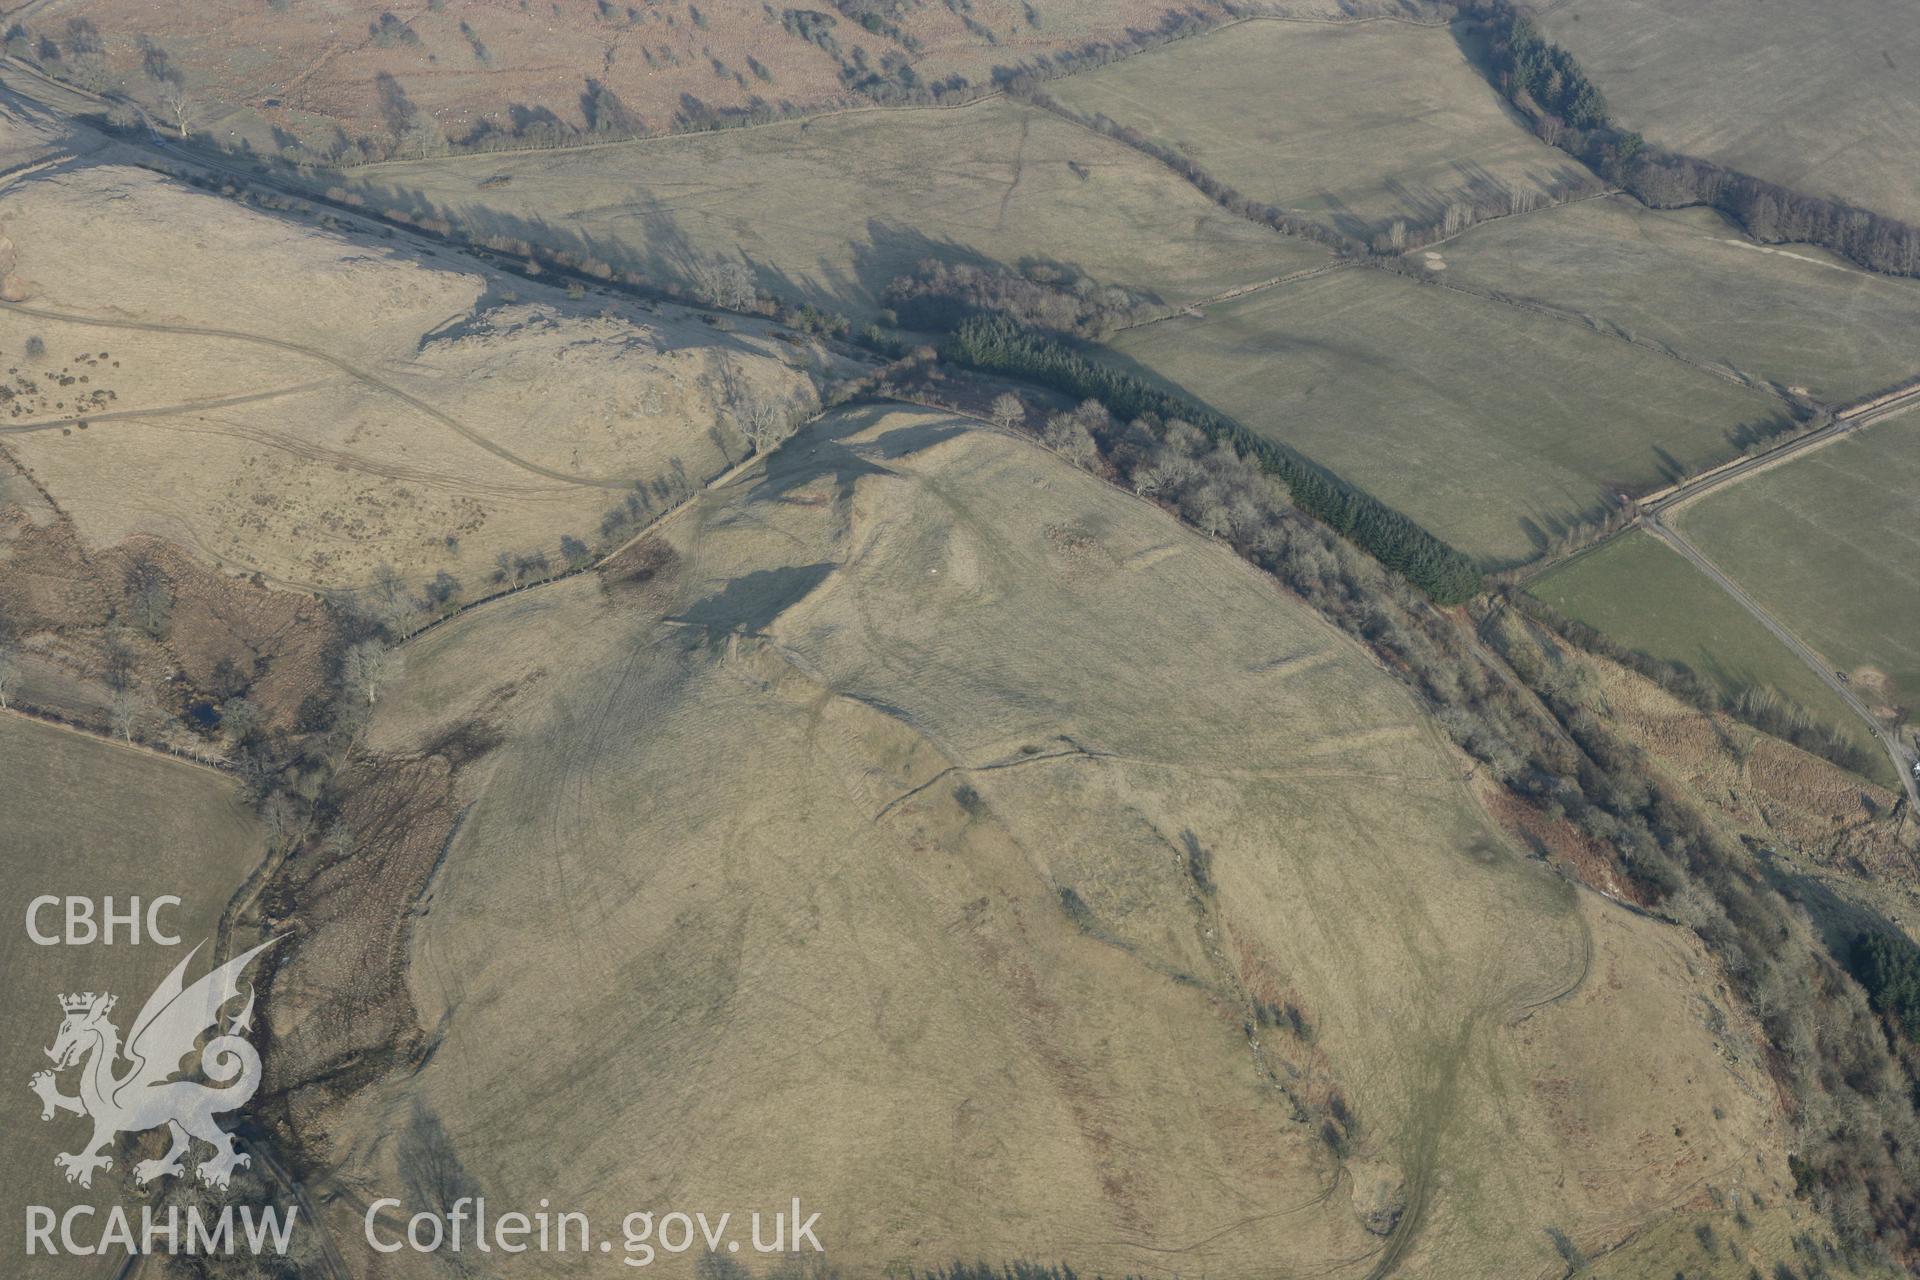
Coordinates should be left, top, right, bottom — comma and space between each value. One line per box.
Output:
28, 937, 279, 1191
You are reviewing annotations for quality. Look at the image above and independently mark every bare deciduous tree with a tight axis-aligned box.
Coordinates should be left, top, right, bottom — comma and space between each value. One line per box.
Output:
103, 625, 137, 692
261, 791, 309, 851
320, 821, 355, 859
1187, 488, 1232, 539
989, 392, 1025, 430
108, 688, 150, 743
159, 84, 193, 138
738, 396, 797, 455
220, 697, 263, 746
342, 639, 400, 707
0, 643, 17, 709
369, 561, 415, 634
725, 368, 817, 459
689, 255, 758, 310
1042, 411, 1099, 470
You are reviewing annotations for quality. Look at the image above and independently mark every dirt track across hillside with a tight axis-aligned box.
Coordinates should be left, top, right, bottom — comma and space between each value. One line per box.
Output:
0, 299, 637, 489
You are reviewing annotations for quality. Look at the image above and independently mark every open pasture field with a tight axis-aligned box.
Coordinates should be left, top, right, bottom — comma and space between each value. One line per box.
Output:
10, 0, 1232, 159
1676, 415, 1920, 727
1543, 0, 1920, 223
1112, 266, 1785, 565
0, 159, 823, 593
1438, 196, 1920, 405
1528, 529, 1886, 777
0, 715, 264, 1277
342, 96, 1330, 320
1046, 17, 1586, 240
280, 404, 1786, 1278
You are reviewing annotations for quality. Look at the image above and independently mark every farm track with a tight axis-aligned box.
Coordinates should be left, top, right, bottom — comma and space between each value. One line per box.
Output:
1114, 259, 1359, 331
1533, 382, 1920, 807
1644, 514, 1920, 811
0, 152, 66, 189
0, 299, 640, 489
390, 432, 770, 651
0, 379, 337, 434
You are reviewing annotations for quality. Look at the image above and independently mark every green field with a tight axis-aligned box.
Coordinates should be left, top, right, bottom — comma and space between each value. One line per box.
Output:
1677, 415, 1920, 724
342, 97, 1328, 320
1112, 266, 1786, 565
1529, 529, 1885, 772
1046, 17, 1583, 240
1544, 0, 1920, 223
0, 716, 265, 1273
1439, 197, 1920, 404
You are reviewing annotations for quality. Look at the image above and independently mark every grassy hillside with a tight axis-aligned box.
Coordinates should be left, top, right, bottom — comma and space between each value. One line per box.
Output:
1439, 196, 1920, 404
1112, 266, 1785, 565
0, 715, 265, 1273
1046, 17, 1584, 241
0, 160, 823, 593
338, 97, 1329, 320
1543, 0, 1920, 223
282, 405, 1787, 1277
1677, 415, 1920, 724
7, 0, 1230, 157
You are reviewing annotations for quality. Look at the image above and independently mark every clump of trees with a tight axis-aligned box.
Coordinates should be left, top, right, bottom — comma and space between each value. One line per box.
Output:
582, 78, 642, 134
989, 10, 1223, 97
1478, 609, 1920, 1263
1493, 11, 1608, 130
1014, 90, 1364, 254
369, 12, 420, 48
341, 638, 400, 707
1632, 156, 1920, 277
942, 314, 1483, 603
1464, 0, 1920, 278
1853, 931, 1920, 1041
831, 0, 918, 48
689, 255, 761, 310
782, 9, 842, 57
885, 259, 1143, 339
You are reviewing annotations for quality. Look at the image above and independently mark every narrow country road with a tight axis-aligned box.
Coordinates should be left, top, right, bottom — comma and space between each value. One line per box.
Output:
1635, 383, 1920, 810
1641, 382, 1920, 517
1644, 511, 1919, 811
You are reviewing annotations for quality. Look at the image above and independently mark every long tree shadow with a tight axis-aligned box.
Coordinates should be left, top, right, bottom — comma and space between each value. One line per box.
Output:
669, 562, 836, 640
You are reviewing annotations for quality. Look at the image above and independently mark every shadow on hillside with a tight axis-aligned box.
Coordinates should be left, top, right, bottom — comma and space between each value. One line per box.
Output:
1757, 849, 1913, 968
670, 562, 836, 639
